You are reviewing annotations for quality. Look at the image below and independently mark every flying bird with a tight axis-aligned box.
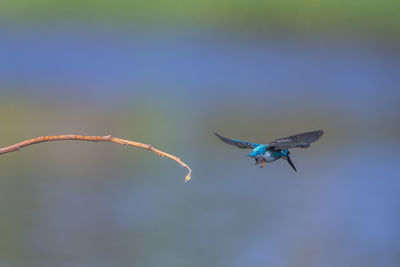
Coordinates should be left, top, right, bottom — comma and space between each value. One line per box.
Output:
214, 130, 323, 171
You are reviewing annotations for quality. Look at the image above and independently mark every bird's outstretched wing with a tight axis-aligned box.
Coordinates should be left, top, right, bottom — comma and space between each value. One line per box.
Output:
214, 133, 260, 149
269, 130, 323, 150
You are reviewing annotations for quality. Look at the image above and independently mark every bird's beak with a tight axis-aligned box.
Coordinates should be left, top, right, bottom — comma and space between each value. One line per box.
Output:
286, 155, 297, 172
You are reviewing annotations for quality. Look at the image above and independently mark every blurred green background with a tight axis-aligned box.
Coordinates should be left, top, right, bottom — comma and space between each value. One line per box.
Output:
0, 1, 399, 267
2, 0, 400, 36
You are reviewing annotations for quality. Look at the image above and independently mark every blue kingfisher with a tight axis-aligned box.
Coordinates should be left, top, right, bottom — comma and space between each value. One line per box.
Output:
215, 130, 323, 171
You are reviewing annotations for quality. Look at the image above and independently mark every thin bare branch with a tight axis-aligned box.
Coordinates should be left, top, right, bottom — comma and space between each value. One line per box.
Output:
0, 135, 191, 182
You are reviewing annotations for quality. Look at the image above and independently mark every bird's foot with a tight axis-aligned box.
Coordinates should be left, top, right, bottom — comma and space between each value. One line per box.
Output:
259, 159, 266, 168
254, 158, 259, 165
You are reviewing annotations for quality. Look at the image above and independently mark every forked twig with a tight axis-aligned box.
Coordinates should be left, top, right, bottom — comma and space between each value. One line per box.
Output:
0, 135, 192, 182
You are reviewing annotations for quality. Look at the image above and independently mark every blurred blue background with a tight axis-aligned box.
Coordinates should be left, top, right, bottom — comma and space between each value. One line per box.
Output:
0, 1, 400, 266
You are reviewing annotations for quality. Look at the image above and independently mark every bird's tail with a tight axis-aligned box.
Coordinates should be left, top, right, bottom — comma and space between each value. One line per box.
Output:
286, 154, 297, 172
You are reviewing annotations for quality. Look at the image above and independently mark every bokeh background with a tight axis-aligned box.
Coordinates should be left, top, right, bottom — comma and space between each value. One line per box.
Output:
0, 1, 400, 266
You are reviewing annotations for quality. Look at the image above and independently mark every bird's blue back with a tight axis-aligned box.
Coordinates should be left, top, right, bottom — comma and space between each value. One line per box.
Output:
249, 144, 289, 160
248, 144, 268, 157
